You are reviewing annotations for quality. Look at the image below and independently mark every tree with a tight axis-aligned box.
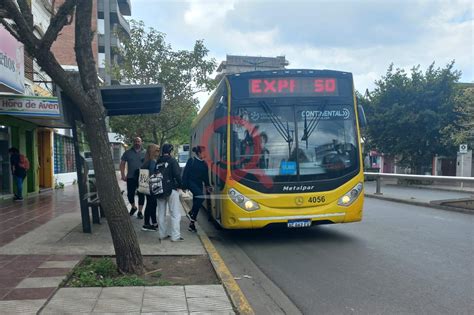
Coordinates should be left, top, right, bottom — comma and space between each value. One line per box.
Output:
1, 0, 143, 273
364, 61, 463, 174
440, 84, 474, 149
109, 20, 217, 147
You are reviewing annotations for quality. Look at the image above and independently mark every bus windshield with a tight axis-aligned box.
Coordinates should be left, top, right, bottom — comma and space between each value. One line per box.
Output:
231, 99, 359, 184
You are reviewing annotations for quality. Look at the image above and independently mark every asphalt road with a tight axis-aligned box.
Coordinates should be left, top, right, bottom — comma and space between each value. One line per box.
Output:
200, 198, 474, 314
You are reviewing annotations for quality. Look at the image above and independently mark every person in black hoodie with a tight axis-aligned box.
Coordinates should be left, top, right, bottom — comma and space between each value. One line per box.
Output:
156, 144, 185, 241
182, 145, 212, 232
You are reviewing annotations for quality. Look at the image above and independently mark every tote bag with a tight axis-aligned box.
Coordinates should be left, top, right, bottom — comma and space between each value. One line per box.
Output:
137, 168, 151, 195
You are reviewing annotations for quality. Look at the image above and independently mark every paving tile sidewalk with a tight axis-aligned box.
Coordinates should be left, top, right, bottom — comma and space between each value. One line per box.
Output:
0, 184, 237, 314
0, 255, 83, 314
41, 285, 234, 314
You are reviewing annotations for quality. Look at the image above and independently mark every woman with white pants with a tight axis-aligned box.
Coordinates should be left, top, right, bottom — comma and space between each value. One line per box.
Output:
155, 144, 185, 242
157, 189, 183, 241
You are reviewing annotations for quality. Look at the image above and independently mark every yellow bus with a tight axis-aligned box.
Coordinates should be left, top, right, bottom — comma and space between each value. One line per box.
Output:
191, 69, 366, 229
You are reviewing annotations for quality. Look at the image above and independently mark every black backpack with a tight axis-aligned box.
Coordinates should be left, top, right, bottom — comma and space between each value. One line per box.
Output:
153, 158, 173, 198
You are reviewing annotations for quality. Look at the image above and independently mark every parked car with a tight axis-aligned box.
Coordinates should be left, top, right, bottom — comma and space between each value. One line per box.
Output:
178, 151, 189, 169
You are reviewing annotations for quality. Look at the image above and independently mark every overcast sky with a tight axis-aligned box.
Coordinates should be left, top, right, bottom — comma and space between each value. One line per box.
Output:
132, 0, 473, 105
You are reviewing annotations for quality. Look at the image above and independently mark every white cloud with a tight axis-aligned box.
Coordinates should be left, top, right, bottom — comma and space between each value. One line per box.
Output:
133, 0, 473, 105
183, 0, 236, 30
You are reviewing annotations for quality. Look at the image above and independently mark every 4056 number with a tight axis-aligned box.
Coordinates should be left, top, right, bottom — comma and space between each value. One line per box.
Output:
308, 196, 326, 203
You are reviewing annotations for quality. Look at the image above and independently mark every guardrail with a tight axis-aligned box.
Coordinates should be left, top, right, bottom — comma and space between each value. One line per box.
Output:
364, 172, 474, 195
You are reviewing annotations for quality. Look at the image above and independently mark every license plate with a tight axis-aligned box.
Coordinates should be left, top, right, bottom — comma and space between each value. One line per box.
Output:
287, 219, 311, 228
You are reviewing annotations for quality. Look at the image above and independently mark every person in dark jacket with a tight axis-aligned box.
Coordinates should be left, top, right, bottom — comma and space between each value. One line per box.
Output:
120, 137, 146, 219
156, 144, 185, 241
182, 145, 212, 232
141, 144, 160, 232
9, 147, 26, 201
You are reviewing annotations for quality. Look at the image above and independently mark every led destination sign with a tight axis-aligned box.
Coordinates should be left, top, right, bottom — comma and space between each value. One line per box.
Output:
249, 77, 339, 97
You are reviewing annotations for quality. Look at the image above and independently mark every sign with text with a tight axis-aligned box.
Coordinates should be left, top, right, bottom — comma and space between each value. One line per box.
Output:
249, 77, 339, 97
0, 25, 24, 93
0, 95, 60, 118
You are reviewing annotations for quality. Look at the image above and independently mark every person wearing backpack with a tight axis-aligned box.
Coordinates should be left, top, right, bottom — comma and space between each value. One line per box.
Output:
156, 144, 185, 242
182, 145, 212, 232
8, 147, 28, 201
141, 144, 160, 232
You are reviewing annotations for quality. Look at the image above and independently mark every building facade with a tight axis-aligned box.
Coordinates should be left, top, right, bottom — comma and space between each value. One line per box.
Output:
0, 0, 62, 200
1, 0, 132, 200
97, 0, 131, 84
216, 55, 289, 81
49, 0, 132, 186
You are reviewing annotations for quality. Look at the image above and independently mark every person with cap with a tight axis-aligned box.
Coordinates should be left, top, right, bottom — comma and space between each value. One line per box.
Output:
156, 143, 185, 242
120, 137, 146, 219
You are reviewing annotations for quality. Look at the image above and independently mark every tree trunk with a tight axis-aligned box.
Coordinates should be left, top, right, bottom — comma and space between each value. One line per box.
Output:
81, 94, 144, 274
74, 0, 143, 274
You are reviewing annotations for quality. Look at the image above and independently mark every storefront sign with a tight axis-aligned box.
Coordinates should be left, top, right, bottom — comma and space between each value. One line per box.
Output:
0, 95, 60, 118
0, 25, 24, 94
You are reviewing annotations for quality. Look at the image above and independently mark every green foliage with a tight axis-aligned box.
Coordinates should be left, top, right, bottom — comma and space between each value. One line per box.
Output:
93, 257, 117, 278
68, 257, 149, 287
440, 84, 474, 149
109, 20, 217, 146
363, 61, 465, 173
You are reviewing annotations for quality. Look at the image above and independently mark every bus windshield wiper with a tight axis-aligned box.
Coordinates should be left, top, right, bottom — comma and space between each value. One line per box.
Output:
260, 100, 294, 159
301, 102, 327, 147
259, 101, 293, 144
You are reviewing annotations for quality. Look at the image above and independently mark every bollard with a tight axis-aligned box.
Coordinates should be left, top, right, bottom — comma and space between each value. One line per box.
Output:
375, 176, 383, 195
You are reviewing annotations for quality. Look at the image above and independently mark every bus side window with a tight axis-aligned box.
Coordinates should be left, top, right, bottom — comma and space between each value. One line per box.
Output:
214, 95, 227, 134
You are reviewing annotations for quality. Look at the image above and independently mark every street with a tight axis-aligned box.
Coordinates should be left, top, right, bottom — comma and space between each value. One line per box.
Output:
200, 198, 474, 314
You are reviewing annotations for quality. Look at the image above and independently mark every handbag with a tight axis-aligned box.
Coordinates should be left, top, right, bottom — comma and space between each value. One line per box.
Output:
179, 189, 193, 201
137, 168, 151, 195
179, 189, 193, 212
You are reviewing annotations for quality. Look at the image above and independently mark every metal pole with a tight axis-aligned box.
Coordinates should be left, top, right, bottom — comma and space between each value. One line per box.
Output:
72, 120, 91, 233
375, 176, 383, 195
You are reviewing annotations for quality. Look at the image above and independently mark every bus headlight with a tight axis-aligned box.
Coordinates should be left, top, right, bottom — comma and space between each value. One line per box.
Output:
229, 188, 260, 211
338, 183, 363, 206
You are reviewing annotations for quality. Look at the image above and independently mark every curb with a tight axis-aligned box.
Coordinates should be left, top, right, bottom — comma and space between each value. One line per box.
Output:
382, 183, 474, 194
365, 194, 474, 214
196, 223, 255, 315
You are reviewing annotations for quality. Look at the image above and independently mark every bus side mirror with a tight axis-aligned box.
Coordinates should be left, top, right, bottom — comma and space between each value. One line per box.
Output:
358, 105, 367, 128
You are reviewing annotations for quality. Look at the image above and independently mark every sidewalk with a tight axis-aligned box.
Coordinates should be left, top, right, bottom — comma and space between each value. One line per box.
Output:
364, 181, 474, 212
0, 185, 237, 314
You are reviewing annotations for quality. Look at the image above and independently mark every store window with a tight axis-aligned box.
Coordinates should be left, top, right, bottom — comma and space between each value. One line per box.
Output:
54, 133, 76, 174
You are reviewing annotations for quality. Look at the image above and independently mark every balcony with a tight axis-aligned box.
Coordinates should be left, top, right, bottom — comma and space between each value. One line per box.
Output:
117, 0, 131, 16
97, 0, 131, 36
